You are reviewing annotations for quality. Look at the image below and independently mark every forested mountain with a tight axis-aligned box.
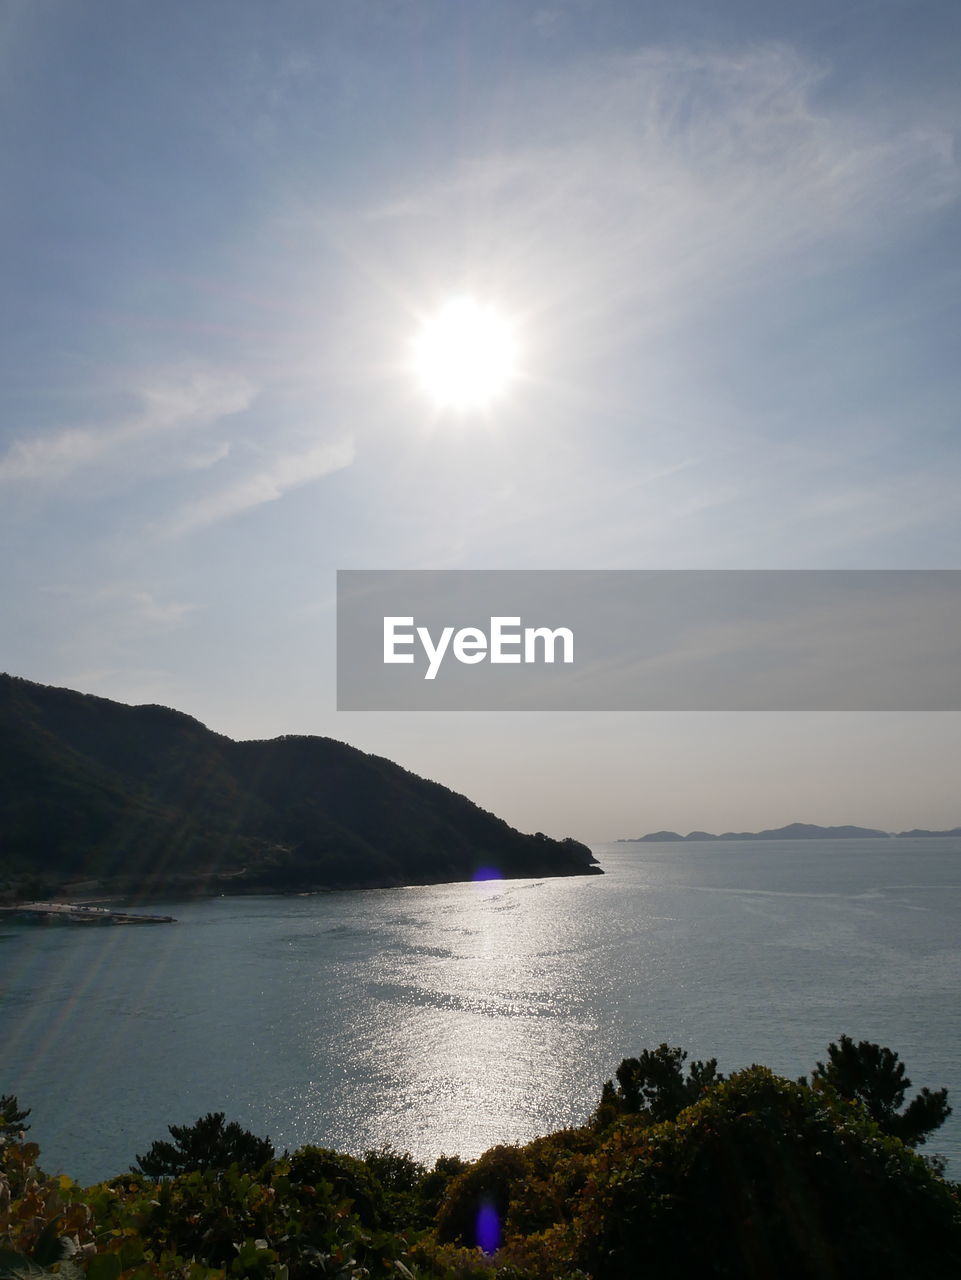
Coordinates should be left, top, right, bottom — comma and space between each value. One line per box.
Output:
0, 674, 598, 898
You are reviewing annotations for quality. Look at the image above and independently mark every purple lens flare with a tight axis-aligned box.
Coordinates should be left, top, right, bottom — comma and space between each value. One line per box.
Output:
476, 1197, 501, 1254
472, 865, 501, 882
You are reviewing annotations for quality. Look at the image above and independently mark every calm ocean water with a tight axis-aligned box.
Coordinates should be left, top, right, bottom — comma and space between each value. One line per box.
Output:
3, 837, 960, 1185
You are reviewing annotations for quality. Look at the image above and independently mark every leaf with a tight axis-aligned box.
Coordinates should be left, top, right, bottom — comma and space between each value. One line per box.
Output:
85, 1253, 123, 1280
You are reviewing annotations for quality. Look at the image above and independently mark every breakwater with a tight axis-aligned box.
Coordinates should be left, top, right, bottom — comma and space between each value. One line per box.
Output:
7, 901, 176, 925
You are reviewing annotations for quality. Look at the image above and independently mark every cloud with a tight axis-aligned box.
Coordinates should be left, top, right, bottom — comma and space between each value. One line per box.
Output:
39, 582, 199, 628
164, 436, 356, 535
182, 441, 232, 471
119, 589, 199, 628
332, 40, 961, 573
0, 362, 354, 541
363, 44, 958, 330
0, 368, 254, 484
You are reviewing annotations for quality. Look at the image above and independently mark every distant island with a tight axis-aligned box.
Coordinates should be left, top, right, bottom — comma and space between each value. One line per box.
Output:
0, 673, 600, 901
619, 821, 961, 843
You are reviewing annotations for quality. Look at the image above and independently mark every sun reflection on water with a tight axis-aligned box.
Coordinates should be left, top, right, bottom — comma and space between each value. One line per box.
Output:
316, 877, 608, 1162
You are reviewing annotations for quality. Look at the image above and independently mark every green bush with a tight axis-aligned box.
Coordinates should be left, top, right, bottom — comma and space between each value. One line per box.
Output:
592, 1043, 723, 1128
435, 1145, 529, 1247
133, 1112, 274, 1177
3, 1042, 959, 1280
809, 1034, 952, 1146
287, 1145, 386, 1229
416, 1154, 470, 1224
568, 1067, 961, 1280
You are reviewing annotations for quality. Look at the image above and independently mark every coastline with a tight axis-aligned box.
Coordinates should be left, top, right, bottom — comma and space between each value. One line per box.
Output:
1, 861, 604, 911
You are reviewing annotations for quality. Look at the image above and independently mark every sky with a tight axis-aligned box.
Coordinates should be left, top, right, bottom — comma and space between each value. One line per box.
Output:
2, 0, 960, 841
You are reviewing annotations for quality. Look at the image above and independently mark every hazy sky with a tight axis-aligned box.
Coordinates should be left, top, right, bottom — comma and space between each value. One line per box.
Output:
2, 0, 960, 840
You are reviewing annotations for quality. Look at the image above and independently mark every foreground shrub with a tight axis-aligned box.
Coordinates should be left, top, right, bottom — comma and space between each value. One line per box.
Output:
566, 1067, 961, 1280
0, 1140, 97, 1275
0, 1095, 30, 1141
133, 1112, 275, 1177
809, 1033, 952, 1146
2, 1138, 413, 1279
436, 1145, 528, 1249
287, 1145, 387, 1229
415, 1153, 470, 1225
3, 1043, 960, 1279
592, 1043, 723, 1128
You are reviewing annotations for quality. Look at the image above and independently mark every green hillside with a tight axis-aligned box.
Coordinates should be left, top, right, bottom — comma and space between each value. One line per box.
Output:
0, 674, 598, 898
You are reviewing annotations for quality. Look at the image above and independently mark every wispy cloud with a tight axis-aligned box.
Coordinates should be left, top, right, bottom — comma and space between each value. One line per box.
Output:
113, 588, 199, 628
182, 441, 233, 471
39, 583, 199, 631
338, 42, 960, 571
365, 44, 958, 327
164, 436, 356, 535
0, 368, 254, 484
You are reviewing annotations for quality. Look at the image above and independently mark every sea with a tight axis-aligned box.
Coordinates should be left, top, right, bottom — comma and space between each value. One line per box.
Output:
3, 837, 960, 1186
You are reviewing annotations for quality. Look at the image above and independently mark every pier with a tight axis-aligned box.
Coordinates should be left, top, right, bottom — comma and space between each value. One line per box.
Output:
8, 902, 176, 925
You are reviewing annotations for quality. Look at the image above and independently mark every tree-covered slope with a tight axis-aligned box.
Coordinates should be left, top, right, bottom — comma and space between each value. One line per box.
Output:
2, 1040, 958, 1279
0, 673, 598, 895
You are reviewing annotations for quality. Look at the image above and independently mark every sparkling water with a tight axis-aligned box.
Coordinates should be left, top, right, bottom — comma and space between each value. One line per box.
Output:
3, 837, 959, 1185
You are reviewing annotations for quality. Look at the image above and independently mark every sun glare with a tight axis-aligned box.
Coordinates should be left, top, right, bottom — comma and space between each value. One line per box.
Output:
412, 297, 518, 411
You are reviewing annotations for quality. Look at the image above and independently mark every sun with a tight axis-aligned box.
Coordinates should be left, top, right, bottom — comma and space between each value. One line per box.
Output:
411, 297, 518, 411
